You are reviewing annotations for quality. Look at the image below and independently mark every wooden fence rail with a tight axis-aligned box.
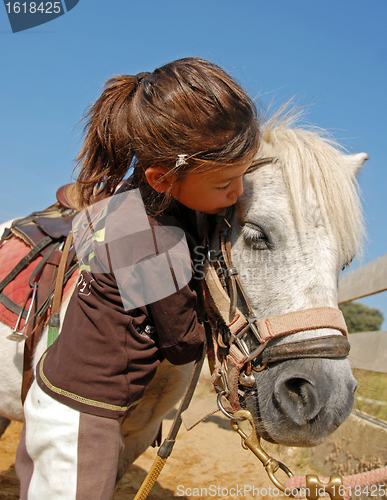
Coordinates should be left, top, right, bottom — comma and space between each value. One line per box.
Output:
338, 253, 387, 372
308, 254, 387, 496
347, 331, 387, 373
338, 253, 387, 304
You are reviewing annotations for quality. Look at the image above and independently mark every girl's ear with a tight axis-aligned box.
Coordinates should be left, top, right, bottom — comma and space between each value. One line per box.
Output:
145, 168, 175, 193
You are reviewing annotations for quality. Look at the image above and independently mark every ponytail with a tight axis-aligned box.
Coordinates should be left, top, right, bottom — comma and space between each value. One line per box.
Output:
76, 75, 138, 204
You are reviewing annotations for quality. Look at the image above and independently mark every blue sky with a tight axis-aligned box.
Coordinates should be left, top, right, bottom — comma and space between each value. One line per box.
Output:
1, 0, 386, 324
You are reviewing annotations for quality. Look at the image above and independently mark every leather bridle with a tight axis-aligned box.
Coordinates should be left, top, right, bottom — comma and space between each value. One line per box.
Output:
203, 208, 350, 412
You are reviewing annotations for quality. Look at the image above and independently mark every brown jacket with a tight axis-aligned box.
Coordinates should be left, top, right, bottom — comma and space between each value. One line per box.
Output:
36, 187, 205, 419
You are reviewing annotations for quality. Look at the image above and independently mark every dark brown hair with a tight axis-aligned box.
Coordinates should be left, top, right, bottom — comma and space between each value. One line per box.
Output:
76, 57, 260, 206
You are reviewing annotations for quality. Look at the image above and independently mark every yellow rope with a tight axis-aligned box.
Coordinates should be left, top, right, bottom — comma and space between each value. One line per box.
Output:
133, 456, 167, 500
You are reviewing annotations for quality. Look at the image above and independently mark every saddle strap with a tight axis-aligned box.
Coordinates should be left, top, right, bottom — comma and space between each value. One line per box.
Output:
0, 292, 28, 318
47, 231, 74, 347
21, 241, 75, 403
0, 235, 52, 294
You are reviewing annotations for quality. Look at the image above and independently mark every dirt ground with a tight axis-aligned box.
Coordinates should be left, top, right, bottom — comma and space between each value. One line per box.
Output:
0, 377, 313, 500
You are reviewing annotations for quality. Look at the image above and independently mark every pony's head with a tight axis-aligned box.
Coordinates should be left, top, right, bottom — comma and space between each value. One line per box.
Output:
226, 108, 367, 445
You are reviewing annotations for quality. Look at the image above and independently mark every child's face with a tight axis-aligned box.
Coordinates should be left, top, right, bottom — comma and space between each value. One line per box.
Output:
171, 162, 250, 214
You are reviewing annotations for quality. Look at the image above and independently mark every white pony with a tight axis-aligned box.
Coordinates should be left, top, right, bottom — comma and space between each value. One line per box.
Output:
0, 111, 367, 483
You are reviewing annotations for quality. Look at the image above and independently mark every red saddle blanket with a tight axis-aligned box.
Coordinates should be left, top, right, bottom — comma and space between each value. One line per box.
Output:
0, 236, 78, 329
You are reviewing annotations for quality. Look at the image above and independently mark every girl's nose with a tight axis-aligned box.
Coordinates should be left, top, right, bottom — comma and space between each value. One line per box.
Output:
229, 177, 244, 198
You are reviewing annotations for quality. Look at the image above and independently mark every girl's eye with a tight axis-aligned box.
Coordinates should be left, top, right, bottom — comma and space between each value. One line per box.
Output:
217, 183, 231, 191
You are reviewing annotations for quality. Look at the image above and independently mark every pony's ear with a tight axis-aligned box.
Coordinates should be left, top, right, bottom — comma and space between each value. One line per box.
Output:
347, 152, 369, 177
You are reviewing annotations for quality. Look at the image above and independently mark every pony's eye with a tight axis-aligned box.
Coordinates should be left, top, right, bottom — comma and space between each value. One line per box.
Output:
242, 223, 270, 249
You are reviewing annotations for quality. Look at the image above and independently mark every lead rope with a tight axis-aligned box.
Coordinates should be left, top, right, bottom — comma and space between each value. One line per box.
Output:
133, 340, 207, 500
285, 468, 387, 500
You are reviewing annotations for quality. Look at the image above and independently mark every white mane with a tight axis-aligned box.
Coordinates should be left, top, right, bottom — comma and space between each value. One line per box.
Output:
257, 107, 365, 263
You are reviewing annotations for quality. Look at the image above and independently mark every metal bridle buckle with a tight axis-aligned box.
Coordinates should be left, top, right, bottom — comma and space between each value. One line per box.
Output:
231, 316, 268, 365
215, 369, 245, 421
225, 267, 238, 278
231, 409, 293, 492
217, 391, 244, 420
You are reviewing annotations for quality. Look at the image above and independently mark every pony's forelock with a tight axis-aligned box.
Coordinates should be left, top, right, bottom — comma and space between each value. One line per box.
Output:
257, 104, 365, 264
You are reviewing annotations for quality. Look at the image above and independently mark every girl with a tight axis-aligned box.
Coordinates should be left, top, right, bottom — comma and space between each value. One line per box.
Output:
15, 57, 260, 499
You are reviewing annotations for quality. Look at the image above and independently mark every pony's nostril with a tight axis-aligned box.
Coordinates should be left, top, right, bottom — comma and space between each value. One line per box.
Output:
274, 377, 322, 426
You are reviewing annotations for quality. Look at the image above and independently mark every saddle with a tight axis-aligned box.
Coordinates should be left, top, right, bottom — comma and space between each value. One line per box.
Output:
0, 183, 81, 402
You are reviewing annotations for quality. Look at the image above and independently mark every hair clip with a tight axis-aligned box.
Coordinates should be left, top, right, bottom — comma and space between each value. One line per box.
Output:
176, 154, 188, 168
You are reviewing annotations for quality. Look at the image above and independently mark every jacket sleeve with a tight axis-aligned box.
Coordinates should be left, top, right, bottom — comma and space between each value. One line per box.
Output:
148, 282, 205, 365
